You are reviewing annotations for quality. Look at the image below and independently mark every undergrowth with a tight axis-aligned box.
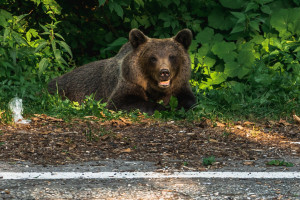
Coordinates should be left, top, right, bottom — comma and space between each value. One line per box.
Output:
0, 0, 299, 124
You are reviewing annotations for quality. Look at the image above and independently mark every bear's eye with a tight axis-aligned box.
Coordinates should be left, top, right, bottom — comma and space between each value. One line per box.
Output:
169, 55, 176, 61
149, 56, 157, 63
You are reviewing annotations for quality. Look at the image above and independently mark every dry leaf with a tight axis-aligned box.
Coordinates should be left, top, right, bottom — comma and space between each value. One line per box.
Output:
293, 114, 300, 124
84, 116, 98, 120
120, 148, 132, 153
216, 122, 225, 127
279, 119, 291, 126
243, 121, 255, 126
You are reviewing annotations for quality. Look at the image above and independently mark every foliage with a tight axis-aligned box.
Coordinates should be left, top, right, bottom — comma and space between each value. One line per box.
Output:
202, 156, 216, 166
266, 160, 294, 167
0, 3, 73, 105
0, 0, 299, 121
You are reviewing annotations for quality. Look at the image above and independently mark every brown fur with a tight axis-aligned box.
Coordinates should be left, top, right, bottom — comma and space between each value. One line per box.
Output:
48, 29, 196, 114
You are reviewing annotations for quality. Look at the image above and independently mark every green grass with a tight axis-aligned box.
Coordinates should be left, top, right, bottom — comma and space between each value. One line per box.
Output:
0, 83, 299, 124
266, 160, 294, 167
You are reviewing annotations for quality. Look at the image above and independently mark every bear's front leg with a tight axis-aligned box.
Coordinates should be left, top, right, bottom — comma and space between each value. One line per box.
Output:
108, 95, 165, 115
176, 86, 197, 110
107, 82, 166, 115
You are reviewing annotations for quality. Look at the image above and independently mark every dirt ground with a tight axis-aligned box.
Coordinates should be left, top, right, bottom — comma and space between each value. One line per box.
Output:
0, 114, 299, 170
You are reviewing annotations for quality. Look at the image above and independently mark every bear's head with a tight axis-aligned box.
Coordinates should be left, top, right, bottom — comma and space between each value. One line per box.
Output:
126, 29, 192, 92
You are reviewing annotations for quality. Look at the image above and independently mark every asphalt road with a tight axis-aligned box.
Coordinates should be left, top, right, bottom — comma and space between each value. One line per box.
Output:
1, 159, 300, 200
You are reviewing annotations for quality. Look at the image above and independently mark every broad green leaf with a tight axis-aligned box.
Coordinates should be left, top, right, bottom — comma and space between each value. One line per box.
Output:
231, 12, 245, 21
108, 37, 127, 47
173, 0, 180, 6
261, 38, 269, 52
163, 21, 171, 28
210, 71, 227, 85
203, 56, 216, 68
224, 61, 239, 78
134, 0, 144, 7
208, 8, 234, 31
219, 0, 245, 9
113, 3, 123, 18
0, 15, 7, 27
98, 0, 106, 6
261, 5, 271, 14
224, 61, 250, 79
131, 19, 138, 29
249, 20, 260, 32
3, 28, 9, 43
231, 24, 245, 34
0, 9, 13, 20
158, 12, 170, 21
195, 27, 214, 44
211, 41, 237, 62
270, 8, 300, 37
238, 49, 255, 67
245, 2, 259, 12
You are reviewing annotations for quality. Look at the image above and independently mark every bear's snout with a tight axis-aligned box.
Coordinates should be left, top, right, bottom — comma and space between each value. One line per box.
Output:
159, 69, 170, 79
158, 69, 171, 88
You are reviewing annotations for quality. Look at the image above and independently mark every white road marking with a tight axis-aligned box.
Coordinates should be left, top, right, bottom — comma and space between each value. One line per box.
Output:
1, 172, 300, 180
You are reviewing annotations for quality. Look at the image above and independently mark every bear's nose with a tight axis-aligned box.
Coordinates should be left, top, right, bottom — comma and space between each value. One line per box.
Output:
160, 69, 170, 77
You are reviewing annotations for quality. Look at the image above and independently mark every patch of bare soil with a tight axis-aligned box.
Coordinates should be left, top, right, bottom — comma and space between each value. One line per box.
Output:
0, 114, 299, 170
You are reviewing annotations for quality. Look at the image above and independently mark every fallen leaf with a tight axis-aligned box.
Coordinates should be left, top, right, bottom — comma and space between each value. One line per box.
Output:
293, 114, 300, 125
120, 148, 132, 153
243, 161, 254, 165
279, 119, 291, 126
243, 121, 255, 126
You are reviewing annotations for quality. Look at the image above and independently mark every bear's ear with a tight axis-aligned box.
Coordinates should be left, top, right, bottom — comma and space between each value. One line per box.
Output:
174, 29, 192, 50
129, 29, 148, 49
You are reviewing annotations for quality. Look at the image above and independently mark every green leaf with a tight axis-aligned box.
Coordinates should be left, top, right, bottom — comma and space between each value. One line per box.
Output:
208, 8, 234, 31
15, 13, 29, 24
38, 58, 49, 75
203, 56, 216, 68
224, 61, 239, 78
210, 72, 227, 85
134, 0, 144, 7
26, 31, 32, 42
54, 33, 65, 41
211, 41, 237, 62
98, 0, 106, 6
169, 96, 178, 111
195, 27, 214, 44
220, 0, 245, 9
131, 19, 138, 28
249, 20, 260, 32
231, 24, 245, 34
108, 37, 127, 47
3, 28, 9, 43
39, 23, 49, 32
110, 2, 123, 18
245, 2, 259, 12
34, 41, 48, 53
158, 12, 170, 21
231, 12, 245, 21
163, 21, 170, 28
261, 5, 271, 14
12, 31, 28, 45
57, 41, 73, 57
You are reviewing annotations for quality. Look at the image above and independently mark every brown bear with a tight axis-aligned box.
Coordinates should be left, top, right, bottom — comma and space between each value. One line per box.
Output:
48, 29, 196, 115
